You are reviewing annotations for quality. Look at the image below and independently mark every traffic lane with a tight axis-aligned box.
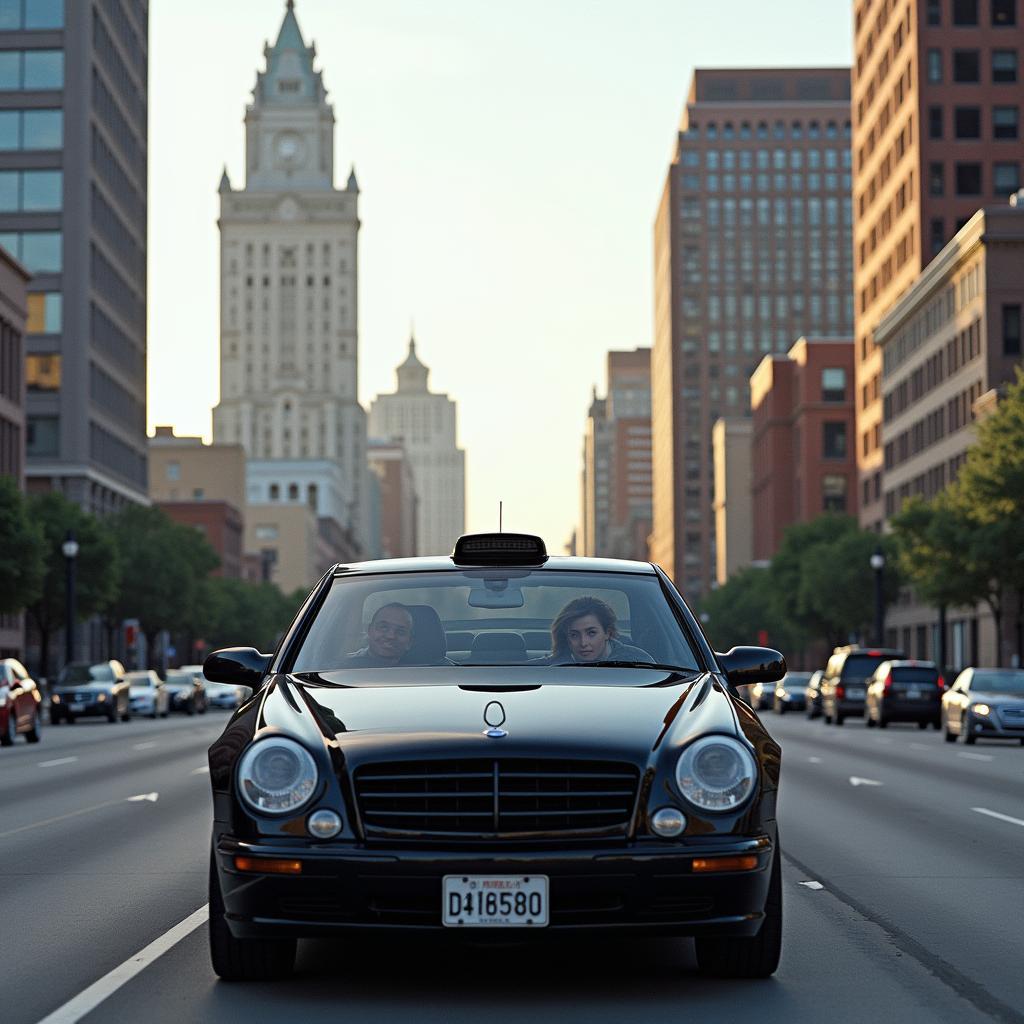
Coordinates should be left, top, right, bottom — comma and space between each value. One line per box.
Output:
79, 859, 990, 1024
775, 732, 1023, 1017
1, 741, 212, 1024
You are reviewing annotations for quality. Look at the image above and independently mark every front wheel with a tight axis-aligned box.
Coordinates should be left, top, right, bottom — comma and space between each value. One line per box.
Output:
695, 840, 782, 978
943, 714, 957, 743
917, 720, 928, 730
25, 707, 42, 743
959, 717, 977, 745
209, 847, 295, 981
0, 712, 14, 746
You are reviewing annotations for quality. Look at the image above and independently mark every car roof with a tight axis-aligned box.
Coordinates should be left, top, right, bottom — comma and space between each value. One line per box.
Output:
330, 554, 657, 577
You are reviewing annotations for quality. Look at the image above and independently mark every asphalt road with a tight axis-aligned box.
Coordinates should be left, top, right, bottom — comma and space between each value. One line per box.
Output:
2, 706, 1022, 1024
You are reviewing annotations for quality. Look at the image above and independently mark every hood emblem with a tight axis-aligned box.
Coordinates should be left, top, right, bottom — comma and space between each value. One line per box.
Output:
483, 700, 507, 738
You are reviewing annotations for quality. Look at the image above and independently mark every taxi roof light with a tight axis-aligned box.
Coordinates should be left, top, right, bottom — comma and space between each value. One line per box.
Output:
452, 533, 548, 567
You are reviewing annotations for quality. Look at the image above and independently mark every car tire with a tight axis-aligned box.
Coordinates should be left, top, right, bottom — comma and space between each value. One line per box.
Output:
107, 708, 118, 724
695, 839, 782, 979
834, 711, 845, 726
209, 847, 295, 981
943, 714, 956, 743
150, 709, 158, 720
0, 713, 14, 746
865, 712, 876, 728
959, 717, 976, 745
161, 709, 169, 719
121, 707, 131, 722
777, 702, 786, 715
25, 707, 41, 743
877, 714, 888, 728
917, 720, 928, 730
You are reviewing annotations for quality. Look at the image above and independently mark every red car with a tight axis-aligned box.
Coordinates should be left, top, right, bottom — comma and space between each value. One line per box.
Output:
0, 658, 43, 745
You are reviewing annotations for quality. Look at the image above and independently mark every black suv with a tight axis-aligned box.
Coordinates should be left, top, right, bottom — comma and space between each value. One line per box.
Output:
820, 646, 904, 725
865, 660, 943, 729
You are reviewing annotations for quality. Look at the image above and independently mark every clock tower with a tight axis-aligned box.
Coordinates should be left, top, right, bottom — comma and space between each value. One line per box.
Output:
213, 1, 370, 556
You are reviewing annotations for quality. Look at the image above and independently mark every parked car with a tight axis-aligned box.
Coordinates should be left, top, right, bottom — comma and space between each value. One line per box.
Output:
50, 660, 131, 724
177, 665, 210, 713
772, 671, 812, 714
748, 680, 773, 711
204, 680, 250, 710
164, 669, 206, 715
204, 532, 786, 981
820, 646, 904, 725
125, 670, 170, 719
942, 668, 1024, 745
865, 660, 943, 729
0, 658, 43, 745
804, 669, 825, 719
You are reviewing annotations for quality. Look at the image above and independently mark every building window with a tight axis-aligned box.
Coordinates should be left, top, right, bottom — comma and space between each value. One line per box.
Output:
931, 217, 946, 254
269, 484, 280, 500
927, 49, 943, 82
0, 0, 64, 28
953, 49, 981, 82
165, 461, 180, 481
25, 353, 60, 391
953, 0, 979, 23
992, 49, 1018, 81
955, 107, 982, 138
0, 108, 62, 151
929, 162, 945, 196
192, 488, 204, 500
0, 230, 62, 272
823, 475, 848, 513
994, 161, 1021, 194
26, 415, 59, 457
823, 422, 847, 459
992, 0, 1016, 24
1005, 304, 1022, 355
993, 105, 1019, 138
822, 368, 846, 402
927, 0, 942, 21
254, 525, 279, 541
928, 105, 944, 138
955, 163, 982, 194
26, 292, 61, 333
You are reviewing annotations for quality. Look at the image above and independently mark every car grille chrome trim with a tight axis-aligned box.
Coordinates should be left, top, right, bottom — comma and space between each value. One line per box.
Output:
354, 758, 640, 839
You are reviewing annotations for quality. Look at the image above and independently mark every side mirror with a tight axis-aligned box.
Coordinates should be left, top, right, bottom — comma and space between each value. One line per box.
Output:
717, 646, 787, 688
204, 648, 272, 688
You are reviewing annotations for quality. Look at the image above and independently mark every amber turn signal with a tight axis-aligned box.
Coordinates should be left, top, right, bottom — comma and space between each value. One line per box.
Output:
691, 854, 758, 873
234, 856, 303, 875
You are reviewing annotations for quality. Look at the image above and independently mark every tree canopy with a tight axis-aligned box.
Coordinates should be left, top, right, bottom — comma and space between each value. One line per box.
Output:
0, 477, 44, 615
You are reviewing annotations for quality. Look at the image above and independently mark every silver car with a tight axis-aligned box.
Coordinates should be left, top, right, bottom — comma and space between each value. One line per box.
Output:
942, 668, 1024, 745
125, 670, 170, 719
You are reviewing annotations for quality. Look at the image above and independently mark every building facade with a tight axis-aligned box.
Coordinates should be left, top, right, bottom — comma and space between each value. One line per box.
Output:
712, 417, 753, 585
877, 203, 1024, 667
750, 337, 858, 562
154, 501, 243, 579
212, 3, 368, 551
651, 67, 854, 598
148, 425, 246, 512
367, 337, 465, 556
580, 389, 610, 558
852, 0, 1024, 532
367, 439, 418, 558
0, 0, 149, 514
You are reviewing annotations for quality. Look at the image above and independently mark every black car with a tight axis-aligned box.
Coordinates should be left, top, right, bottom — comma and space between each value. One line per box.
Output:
50, 660, 131, 723
804, 669, 825, 719
205, 533, 786, 982
820, 646, 904, 725
164, 670, 207, 715
865, 660, 943, 729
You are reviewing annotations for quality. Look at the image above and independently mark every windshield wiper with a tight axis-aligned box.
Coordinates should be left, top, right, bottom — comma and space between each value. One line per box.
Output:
560, 660, 701, 674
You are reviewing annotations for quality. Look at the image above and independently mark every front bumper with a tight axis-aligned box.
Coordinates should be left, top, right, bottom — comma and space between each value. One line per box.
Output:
967, 712, 1024, 739
214, 832, 776, 939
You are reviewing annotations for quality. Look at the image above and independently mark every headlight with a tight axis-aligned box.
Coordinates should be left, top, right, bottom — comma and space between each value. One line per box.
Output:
675, 736, 758, 812
237, 738, 319, 815
971, 703, 990, 716
96, 692, 107, 702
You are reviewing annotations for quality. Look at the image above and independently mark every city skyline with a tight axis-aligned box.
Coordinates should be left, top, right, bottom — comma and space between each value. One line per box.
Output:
148, 0, 854, 551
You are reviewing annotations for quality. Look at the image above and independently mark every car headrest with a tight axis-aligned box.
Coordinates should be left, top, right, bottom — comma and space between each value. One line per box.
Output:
403, 605, 447, 664
467, 632, 528, 663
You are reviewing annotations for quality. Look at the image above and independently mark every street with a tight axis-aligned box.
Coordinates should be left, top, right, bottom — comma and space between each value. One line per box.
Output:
2, 709, 1022, 1024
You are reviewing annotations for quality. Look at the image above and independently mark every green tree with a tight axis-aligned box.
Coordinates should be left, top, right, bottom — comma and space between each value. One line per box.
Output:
198, 578, 304, 654
106, 506, 219, 666
24, 492, 119, 675
0, 476, 44, 615
700, 567, 797, 657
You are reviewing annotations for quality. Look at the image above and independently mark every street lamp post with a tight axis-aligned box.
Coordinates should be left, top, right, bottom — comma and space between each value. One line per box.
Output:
870, 547, 885, 647
62, 531, 79, 666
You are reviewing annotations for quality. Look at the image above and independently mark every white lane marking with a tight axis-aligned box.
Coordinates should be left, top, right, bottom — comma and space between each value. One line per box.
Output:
972, 807, 1024, 829
126, 792, 158, 803
34, 904, 209, 1024
849, 776, 884, 787
957, 752, 993, 762
798, 880, 825, 890
190, 765, 210, 775
807, 756, 823, 764
38, 757, 77, 768
0, 793, 160, 840
132, 741, 157, 751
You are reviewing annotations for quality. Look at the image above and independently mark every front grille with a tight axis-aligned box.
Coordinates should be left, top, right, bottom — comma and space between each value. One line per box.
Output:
61, 691, 93, 704
997, 706, 1024, 728
354, 758, 640, 838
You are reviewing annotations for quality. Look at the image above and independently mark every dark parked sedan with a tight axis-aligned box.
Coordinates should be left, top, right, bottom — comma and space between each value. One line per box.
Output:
942, 668, 1024, 745
205, 533, 786, 982
50, 661, 131, 724
865, 661, 942, 729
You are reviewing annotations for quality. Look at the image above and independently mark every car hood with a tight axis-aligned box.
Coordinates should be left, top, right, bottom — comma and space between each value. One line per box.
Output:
259, 667, 741, 765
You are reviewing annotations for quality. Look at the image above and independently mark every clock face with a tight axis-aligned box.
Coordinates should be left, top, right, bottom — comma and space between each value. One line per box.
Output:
276, 133, 303, 164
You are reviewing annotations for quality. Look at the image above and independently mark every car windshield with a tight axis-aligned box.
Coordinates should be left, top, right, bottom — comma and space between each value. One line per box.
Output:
972, 671, 1024, 694
291, 568, 703, 676
893, 668, 938, 684
59, 664, 113, 684
165, 672, 194, 685
126, 674, 153, 686
840, 655, 892, 683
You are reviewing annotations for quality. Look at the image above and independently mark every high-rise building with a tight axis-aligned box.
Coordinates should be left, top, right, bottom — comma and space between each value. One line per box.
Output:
0, 1, 149, 513
367, 439, 418, 558
212, 2, 368, 551
852, 0, 1024, 531
368, 336, 465, 556
652, 68, 854, 598
580, 388, 610, 558
711, 417, 753, 585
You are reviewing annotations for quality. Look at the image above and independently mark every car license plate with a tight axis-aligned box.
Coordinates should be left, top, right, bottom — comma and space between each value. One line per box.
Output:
70, 702, 85, 712
847, 688, 864, 699
442, 875, 548, 928
907, 689, 921, 700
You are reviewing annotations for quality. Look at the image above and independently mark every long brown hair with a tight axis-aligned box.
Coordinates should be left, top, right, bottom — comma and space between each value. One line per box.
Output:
550, 596, 618, 655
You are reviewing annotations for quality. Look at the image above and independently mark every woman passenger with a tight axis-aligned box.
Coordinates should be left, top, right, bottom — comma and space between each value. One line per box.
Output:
548, 596, 654, 664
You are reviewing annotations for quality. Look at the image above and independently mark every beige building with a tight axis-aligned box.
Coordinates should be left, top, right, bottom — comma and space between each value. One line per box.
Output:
878, 203, 1024, 668
712, 418, 753, 586
148, 426, 246, 512
245, 502, 325, 595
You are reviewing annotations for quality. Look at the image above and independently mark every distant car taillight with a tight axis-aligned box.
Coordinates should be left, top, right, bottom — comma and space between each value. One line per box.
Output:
883, 672, 893, 692
937, 675, 945, 690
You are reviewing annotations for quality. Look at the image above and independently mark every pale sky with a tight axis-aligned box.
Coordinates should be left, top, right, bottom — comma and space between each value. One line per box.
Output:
148, 0, 853, 552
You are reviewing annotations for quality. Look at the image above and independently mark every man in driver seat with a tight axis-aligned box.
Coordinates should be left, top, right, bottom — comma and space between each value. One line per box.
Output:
345, 603, 415, 667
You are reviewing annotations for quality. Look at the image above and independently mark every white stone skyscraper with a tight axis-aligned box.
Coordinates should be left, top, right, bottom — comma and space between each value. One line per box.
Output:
212, 1, 368, 550
368, 337, 465, 556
